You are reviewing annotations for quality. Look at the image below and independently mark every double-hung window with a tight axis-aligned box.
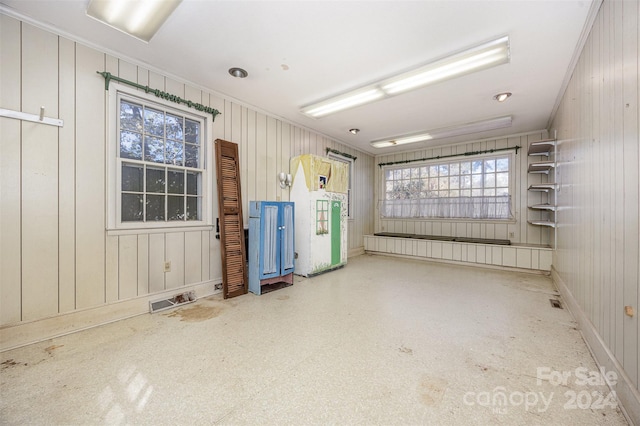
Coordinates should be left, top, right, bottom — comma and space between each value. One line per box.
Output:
381, 154, 513, 220
109, 85, 210, 230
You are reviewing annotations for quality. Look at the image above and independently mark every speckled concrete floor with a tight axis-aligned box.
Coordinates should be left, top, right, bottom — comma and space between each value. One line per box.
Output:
0, 255, 629, 425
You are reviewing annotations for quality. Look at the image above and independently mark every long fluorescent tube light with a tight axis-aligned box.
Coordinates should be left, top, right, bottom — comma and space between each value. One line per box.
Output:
301, 36, 510, 118
370, 116, 512, 148
87, 0, 182, 42
380, 37, 510, 95
301, 87, 385, 118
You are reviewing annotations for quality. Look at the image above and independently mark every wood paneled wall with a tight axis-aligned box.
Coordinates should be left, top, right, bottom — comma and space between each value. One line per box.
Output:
373, 132, 552, 246
549, 0, 639, 410
0, 15, 374, 328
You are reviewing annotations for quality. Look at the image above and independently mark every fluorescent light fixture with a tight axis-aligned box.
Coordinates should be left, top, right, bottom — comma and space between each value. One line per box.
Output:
370, 116, 512, 149
302, 36, 510, 118
301, 87, 385, 118
87, 0, 182, 42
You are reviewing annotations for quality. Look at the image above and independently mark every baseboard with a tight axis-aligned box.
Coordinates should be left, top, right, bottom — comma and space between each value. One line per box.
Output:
0, 280, 220, 352
348, 246, 365, 258
551, 267, 640, 425
365, 251, 550, 275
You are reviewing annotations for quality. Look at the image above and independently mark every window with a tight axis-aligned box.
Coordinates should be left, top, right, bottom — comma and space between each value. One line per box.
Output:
381, 154, 512, 219
316, 200, 329, 234
108, 85, 211, 230
327, 152, 354, 218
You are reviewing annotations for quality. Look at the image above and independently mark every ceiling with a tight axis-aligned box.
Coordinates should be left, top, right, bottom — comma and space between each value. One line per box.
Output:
1, 0, 594, 155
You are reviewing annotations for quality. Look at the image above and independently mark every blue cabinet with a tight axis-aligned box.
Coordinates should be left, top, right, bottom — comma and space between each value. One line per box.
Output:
248, 201, 295, 295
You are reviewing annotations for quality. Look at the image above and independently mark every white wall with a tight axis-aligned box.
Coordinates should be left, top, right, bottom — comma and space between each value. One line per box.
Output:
549, 0, 639, 422
0, 15, 374, 345
373, 131, 553, 246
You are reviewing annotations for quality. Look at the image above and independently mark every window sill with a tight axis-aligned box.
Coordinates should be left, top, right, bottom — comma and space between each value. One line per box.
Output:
107, 224, 214, 236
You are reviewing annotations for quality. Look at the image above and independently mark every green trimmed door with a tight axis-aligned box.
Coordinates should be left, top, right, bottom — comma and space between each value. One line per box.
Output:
331, 201, 341, 265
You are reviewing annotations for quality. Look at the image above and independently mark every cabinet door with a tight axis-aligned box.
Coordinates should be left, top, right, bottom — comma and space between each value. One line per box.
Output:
281, 202, 295, 275
260, 204, 280, 279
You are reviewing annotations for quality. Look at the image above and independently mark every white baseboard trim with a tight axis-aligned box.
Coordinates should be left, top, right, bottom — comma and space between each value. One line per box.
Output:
365, 251, 550, 276
0, 280, 220, 352
551, 267, 640, 425
348, 246, 365, 258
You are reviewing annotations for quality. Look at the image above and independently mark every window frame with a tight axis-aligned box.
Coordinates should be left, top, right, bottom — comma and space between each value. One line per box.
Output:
327, 151, 355, 219
107, 83, 214, 231
380, 151, 515, 221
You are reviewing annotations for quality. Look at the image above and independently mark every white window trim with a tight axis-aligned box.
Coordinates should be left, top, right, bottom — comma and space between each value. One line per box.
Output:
106, 82, 214, 231
380, 151, 515, 221
327, 151, 355, 219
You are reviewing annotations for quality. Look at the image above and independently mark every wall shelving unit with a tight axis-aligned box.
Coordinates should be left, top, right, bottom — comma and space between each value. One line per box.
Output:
527, 139, 557, 229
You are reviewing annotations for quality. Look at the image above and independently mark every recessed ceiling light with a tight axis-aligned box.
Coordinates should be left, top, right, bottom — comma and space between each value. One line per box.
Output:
86, 0, 182, 42
229, 67, 248, 78
349, 128, 360, 135
493, 92, 512, 102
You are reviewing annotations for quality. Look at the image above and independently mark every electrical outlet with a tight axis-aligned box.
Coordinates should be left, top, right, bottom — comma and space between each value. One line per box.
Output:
509, 232, 515, 238
164, 261, 171, 272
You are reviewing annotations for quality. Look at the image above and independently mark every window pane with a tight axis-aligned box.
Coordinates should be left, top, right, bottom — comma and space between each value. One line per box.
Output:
484, 159, 495, 173
185, 119, 199, 144
496, 172, 509, 187
439, 177, 448, 190
165, 140, 184, 166
394, 169, 402, 180
185, 144, 199, 168
402, 169, 410, 180
186, 196, 200, 220
484, 188, 496, 196
484, 173, 496, 187
120, 100, 143, 132
420, 167, 428, 177
122, 163, 143, 192
472, 160, 483, 174
144, 136, 164, 163
411, 168, 419, 179
122, 194, 143, 222
167, 196, 184, 220
439, 165, 448, 176
460, 162, 471, 174
497, 187, 509, 196
496, 158, 509, 172
449, 163, 459, 175
472, 174, 482, 188
168, 170, 185, 194
472, 189, 483, 197
120, 131, 142, 160
461, 189, 471, 197
385, 170, 393, 180
429, 165, 438, 177
386, 181, 393, 192
429, 179, 438, 191
450, 190, 459, 197
449, 176, 459, 189
166, 114, 183, 141
146, 195, 165, 221
187, 171, 199, 195
146, 167, 165, 193
461, 175, 471, 189
144, 108, 164, 137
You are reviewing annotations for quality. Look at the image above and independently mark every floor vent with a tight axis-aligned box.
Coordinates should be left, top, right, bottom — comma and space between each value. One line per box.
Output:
549, 299, 563, 309
150, 291, 196, 313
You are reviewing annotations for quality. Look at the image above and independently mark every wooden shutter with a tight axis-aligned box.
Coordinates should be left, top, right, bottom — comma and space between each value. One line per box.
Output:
215, 139, 248, 298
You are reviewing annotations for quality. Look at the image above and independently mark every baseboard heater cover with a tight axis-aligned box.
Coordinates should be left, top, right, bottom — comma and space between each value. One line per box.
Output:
373, 232, 511, 246
150, 291, 196, 313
